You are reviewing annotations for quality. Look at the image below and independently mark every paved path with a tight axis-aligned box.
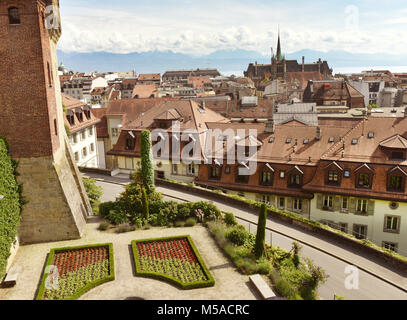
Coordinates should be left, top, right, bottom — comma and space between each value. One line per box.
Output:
0, 223, 258, 301
85, 172, 407, 300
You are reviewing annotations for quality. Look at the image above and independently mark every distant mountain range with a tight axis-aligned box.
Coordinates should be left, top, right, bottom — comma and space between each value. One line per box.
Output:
57, 49, 407, 76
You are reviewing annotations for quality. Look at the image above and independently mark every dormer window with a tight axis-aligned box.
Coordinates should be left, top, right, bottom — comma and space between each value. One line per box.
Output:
125, 137, 135, 150
236, 166, 250, 184
387, 167, 407, 192
357, 173, 371, 188
8, 7, 20, 25
66, 114, 75, 125
209, 165, 221, 180
288, 166, 303, 188
391, 152, 405, 160
327, 170, 339, 185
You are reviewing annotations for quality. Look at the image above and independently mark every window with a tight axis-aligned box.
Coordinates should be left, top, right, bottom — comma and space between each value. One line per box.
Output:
323, 196, 333, 209
187, 164, 195, 176
260, 171, 272, 186
262, 195, 270, 205
391, 152, 405, 160
279, 197, 285, 209
8, 7, 20, 25
74, 152, 79, 162
73, 133, 78, 144
289, 173, 301, 187
54, 119, 58, 136
356, 199, 368, 214
384, 215, 400, 233
90, 143, 95, 153
279, 171, 285, 179
125, 138, 135, 150
286, 138, 292, 144
236, 168, 250, 184
225, 166, 231, 174
382, 242, 398, 253
352, 139, 358, 145
47, 62, 53, 87
357, 173, 371, 188
210, 166, 221, 180
88, 127, 93, 136
67, 114, 75, 125
353, 224, 368, 240
339, 223, 348, 233
341, 198, 349, 212
388, 175, 404, 192
172, 164, 178, 175
344, 169, 351, 178
327, 170, 339, 185
81, 130, 86, 140
368, 132, 374, 139
112, 128, 119, 137
82, 147, 87, 157
293, 198, 302, 212
328, 137, 334, 143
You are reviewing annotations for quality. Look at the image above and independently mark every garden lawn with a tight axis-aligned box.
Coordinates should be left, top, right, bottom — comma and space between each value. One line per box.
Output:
36, 244, 115, 300
132, 236, 215, 290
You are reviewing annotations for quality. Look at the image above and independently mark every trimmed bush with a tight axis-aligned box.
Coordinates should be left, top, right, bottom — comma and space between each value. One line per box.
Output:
116, 224, 136, 233
192, 201, 221, 221
226, 227, 248, 246
254, 203, 268, 259
99, 201, 117, 218
185, 217, 197, 227
0, 137, 23, 282
82, 177, 103, 214
174, 221, 184, 228
140, 130, 154, 188
141, 186, 149, 220
98, 222, 110, 231
224, 212, 238, 226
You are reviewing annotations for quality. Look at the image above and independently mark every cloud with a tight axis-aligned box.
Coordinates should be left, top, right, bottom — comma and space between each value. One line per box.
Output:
57, 1, 407, 55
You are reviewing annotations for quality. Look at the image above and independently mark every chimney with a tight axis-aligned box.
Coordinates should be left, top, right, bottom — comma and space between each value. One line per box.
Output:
302, 56, 305, 72
316, 126, 322, 140
404, 106, 407, 117
265, 120, 275, 133
318, 58, 322, 73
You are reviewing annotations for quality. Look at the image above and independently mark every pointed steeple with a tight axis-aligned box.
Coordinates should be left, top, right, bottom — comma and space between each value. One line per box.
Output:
276, 26, 283, 61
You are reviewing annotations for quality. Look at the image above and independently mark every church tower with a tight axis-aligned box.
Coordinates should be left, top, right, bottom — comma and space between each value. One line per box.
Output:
0, 0, 92, 243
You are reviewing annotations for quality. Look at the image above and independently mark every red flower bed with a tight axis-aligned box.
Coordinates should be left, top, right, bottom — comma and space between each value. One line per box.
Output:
53, 246, 109, 276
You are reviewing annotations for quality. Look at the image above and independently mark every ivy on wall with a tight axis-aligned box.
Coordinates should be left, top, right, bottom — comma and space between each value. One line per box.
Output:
0, 137, 23, 281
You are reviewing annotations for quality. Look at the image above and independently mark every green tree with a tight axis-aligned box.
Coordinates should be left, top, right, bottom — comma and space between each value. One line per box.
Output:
141, 186, 149, 221
254, 203, 268, 259
140, 130, 154, 189
82, 177, 103, 214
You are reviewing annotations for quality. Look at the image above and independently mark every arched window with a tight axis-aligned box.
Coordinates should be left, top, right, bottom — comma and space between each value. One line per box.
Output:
8, 7, 21, 25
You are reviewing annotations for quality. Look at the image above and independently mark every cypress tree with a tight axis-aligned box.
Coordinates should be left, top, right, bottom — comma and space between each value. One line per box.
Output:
254, 203, 268, 259
141, 186, 149, 221
140, 130, 155, 189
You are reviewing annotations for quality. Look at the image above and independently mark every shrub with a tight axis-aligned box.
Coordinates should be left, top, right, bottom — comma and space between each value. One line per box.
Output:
99, 201, 117, 218
0, 137, 23, 281
116, 224, 136, 233
142, 224, 151, 230
82, 177, 103, 214
106, 209, 129, 225
140, 130, 154, 188
192, 201, 221, 221
254, 203, 267, 259
224, 212, 238, 226
174, 221, 184, 228
98, 222, 110, 231
185, 217, 197, 227
257, 260, 272, 275
291, 242, 302, 269
226, 227, 248, 246
177, 202, 194, 219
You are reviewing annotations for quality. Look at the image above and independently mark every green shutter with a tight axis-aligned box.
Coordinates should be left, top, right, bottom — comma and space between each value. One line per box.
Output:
368, 200, 375, 216
334, 196, 341, 212
317, 195, 323, 210
350, 198, 356, 214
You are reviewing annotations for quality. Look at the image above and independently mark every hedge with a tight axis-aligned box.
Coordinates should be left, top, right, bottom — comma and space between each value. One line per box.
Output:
140, 130, 154, 188
35, 243, 115, 300
131, 235, 215, 290
0, 137, 23, 282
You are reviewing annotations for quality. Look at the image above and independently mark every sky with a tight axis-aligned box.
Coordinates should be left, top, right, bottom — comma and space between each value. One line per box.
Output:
58, 0, 407, 56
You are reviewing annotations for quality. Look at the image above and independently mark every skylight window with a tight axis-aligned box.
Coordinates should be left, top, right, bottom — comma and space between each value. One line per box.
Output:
286, 138, 292, 144
303, 139, 309, 145
329, 137, 335, 143
352, 139, 358, 145
269, 137, 274, 143
368, 132, 374, 139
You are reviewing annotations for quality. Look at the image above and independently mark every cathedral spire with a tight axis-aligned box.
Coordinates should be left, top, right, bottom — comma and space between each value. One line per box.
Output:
276, 27, 283, 61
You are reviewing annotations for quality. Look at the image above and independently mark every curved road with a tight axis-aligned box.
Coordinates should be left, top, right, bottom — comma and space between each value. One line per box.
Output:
91, 175, 407, 300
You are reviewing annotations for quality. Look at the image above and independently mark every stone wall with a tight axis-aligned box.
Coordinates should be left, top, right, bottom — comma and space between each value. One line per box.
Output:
17, 152, 87, 244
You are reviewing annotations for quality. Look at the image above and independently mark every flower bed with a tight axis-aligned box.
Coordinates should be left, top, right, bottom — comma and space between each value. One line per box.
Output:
131, 236, 215, 290
36, 243, 115, 300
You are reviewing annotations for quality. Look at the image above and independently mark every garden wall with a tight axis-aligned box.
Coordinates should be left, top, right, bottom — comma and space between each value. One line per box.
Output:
156, 179, 407, 272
